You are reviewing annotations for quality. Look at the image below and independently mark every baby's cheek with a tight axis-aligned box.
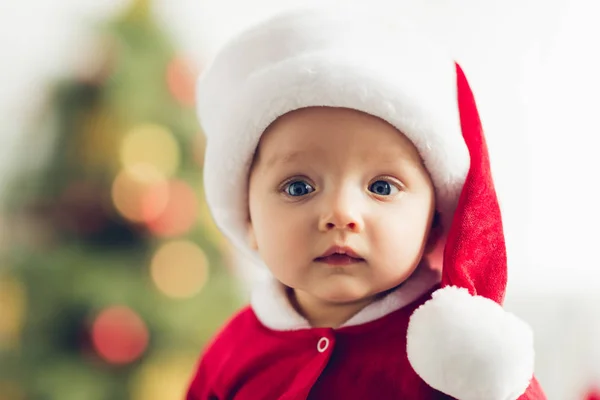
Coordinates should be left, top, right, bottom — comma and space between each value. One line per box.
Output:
373, 223, 409, 253
374, 229, 423, 269
262, 230, 305, 265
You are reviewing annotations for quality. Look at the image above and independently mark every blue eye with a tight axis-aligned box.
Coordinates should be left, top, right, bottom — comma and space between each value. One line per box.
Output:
285, 181, 315, 197
369, 180, 398, 196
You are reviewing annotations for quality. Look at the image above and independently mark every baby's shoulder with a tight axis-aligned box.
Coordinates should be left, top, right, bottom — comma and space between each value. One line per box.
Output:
200, 305, 266, 361
206, 306, 256, 345
187, 306, 262, 396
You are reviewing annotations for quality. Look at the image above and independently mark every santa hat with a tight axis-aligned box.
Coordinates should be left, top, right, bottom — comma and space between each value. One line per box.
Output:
196, 7, 534, 400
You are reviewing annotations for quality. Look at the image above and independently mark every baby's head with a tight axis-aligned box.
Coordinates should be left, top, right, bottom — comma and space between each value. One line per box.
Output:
246, 106, 439, 303
195, 7, 515, 305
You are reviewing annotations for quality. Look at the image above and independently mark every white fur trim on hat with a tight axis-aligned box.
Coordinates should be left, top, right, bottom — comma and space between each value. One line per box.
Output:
197, 8, 469, 259
406, 286, 535, 400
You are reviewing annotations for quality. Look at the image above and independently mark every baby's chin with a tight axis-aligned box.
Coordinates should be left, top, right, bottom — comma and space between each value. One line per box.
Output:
311, 280, 390, 305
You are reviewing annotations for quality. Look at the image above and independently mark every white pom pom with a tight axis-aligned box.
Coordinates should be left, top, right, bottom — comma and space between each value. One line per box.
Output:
407, 286, 534, 400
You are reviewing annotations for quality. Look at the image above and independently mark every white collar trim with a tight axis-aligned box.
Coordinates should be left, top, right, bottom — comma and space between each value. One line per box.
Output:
250, 265, 441, 331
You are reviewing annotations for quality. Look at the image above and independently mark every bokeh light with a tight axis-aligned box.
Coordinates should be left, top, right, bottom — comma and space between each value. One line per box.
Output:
91, 306, 149, 365
130, 354, 198, 400
120, 123, 180, 177
585, 387, 600, 400
0, 275, 26, 350
150, 240, 209, 299
166, 57, 196, 107
146, 180, 198, 237
111, 165, 170, 223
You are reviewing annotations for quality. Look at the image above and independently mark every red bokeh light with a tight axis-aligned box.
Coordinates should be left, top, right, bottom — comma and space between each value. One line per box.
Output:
146, 180, 198, 237
585, 387, 600, 400
166, 57, 196, 107
91, 306, 149, 365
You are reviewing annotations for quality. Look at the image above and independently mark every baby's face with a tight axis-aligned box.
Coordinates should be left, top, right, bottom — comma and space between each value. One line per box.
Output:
248, 107, 436, 304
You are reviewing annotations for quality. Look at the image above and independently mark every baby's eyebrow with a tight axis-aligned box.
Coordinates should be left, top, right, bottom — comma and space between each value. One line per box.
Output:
263, 150, 310, 168
362, 150, 418, 164
263, 149, 420, 169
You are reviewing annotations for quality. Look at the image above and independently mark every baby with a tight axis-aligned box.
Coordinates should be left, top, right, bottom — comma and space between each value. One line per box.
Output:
186, 7, 546, 400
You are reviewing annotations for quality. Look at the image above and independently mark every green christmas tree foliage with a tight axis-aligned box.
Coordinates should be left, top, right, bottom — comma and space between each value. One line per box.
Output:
0, 1, 244, 399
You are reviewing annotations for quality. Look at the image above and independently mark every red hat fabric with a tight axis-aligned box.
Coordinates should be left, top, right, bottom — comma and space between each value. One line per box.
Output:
406, 63, 534, 400
441, 63, 507, 305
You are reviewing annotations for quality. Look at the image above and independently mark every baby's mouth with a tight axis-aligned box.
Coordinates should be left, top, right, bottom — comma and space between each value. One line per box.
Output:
315, 253, 364, 266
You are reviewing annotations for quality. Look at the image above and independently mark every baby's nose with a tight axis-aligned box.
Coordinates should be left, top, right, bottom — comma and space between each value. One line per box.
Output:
318, 191, 364, 232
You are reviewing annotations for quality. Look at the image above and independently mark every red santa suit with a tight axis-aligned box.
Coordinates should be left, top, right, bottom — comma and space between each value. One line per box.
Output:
187, 267, 545, 399
188, 7, 548, 400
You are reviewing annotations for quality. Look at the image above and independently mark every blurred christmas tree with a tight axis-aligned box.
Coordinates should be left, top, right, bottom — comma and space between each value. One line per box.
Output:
0, 1, 244, 399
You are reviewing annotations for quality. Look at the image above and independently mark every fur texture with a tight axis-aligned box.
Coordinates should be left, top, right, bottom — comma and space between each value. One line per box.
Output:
251, 263, 441, 331
407, 286, 535, 400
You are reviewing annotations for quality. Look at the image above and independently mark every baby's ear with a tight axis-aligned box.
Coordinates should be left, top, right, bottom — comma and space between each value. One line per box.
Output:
425, 211, 442, 254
